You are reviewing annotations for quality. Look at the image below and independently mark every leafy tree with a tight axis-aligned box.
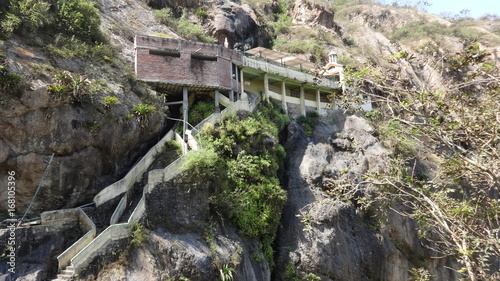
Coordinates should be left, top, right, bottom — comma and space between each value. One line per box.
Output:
343, 42, 500, 280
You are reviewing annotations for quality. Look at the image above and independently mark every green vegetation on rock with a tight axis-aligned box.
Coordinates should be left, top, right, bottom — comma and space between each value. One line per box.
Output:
0, 60, 24, 97
154, 8, 214, 43
189, 100, 214, 125
342, 40, 500, 281
182, 102, 289, 267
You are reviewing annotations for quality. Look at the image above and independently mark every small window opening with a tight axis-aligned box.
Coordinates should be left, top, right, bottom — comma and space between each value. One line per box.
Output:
149, 49, 180, 57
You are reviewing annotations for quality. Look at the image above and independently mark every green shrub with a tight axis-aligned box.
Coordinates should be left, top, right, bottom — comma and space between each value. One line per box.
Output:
0, 65, 24, 97
181, 148, 220, 176
0, 13, 22, 37
82, 120, 101, 131
130, 224, 146, 248
176, 18, 214, 43
50, 69, 91, 102
154, 8, 175, 26
219, 264, 234, 281
452, 25, 483, 41
379, 119, 418, 159
55, 0, 102, 42
47, 83, 69, 98
296, 111, 319, 137
342, 37, 356, 47
163, 140, 183, 156
133, 103, 156, 126
1, 0, 102, 43
269, 12, 292, 35
284, 262, 300, 281
154, 8, 213, 43
273, 39, 326, 63
48, 35, 115, 61
133, 103, 156, 116
189, 101, 214, 126
102, 96, 119, 109
194, 102, 289, 267
391, 21, 450, 41
364, 109, 383, 122
0, 0, 50, 36
195, 9, 208, 20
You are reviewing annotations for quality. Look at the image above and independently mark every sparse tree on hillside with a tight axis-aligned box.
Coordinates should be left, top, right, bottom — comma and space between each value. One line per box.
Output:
342, 42, 500, 280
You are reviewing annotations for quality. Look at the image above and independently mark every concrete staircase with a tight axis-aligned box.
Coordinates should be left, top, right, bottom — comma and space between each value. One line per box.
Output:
52, 265, 75, 281
47, 99, 261, 279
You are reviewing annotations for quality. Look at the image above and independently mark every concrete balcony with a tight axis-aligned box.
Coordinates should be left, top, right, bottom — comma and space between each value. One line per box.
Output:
242, 56, 339, 90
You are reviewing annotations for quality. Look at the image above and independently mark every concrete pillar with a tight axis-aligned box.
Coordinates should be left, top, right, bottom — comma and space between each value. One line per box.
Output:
229, 90, 234, 102
182, 87, 188, 142
281, 80, 288, 113
316, 88, 321, 113
300, 84, 306, 116
240, 68, 245, 98
264, 73, 270, 103
215, 89, 220, 113
340, 68, 346, 92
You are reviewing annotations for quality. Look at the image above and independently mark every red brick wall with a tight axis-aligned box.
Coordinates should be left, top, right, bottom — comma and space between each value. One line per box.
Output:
135, 36, 242, 92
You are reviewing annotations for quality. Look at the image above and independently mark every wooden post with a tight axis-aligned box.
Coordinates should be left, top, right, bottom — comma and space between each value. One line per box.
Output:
229, 90, 234, 102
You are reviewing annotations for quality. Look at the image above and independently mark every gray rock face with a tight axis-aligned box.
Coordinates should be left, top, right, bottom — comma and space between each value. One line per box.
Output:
0, 39, 166, 215
291, 0, 335, 29
127, 173, 271, 281
273, 111, 434, 281
209, 0, 272, 49
0, 220, 83, 280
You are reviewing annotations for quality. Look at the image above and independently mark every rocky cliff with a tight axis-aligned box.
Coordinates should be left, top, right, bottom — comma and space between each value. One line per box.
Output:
1, 0, 498, 280
273, 113, 458, 281
0, 0, 171, 216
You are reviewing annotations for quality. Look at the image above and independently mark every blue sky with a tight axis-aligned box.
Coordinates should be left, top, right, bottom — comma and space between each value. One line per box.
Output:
375, 0, 500, 19
424, 0, 500, 18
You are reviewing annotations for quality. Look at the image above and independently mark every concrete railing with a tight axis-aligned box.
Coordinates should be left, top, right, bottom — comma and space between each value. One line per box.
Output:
129, 196, 145, 224
94, 130, 175, 206
71, 191, 146, 273
175, 132, 189, 154
192, 99, 259, 137
109, 194, 127, 225
147, 155, 187, 191
45, 208, 96, 271
68, 95, 263, 275
243, 56, 339, 90
71, 223, 130, 273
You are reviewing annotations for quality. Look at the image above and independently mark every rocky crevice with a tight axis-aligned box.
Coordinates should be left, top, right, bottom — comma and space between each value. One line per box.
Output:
272, 112, 456, 281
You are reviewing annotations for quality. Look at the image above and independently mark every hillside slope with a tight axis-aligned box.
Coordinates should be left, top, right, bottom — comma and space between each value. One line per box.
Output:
0, 0, 498, 280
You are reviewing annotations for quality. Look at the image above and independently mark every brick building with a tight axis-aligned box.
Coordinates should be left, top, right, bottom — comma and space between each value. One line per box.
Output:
135, 35, 242, 98
134, 35, 356, 138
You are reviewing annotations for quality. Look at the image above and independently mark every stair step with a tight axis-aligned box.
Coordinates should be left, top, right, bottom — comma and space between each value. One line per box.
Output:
57, 273, 73, 279
66, 265, 75, 271
61, 269, 75, 275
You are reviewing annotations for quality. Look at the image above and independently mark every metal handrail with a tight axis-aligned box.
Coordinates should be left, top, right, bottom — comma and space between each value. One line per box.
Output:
165, 117, 203, 149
